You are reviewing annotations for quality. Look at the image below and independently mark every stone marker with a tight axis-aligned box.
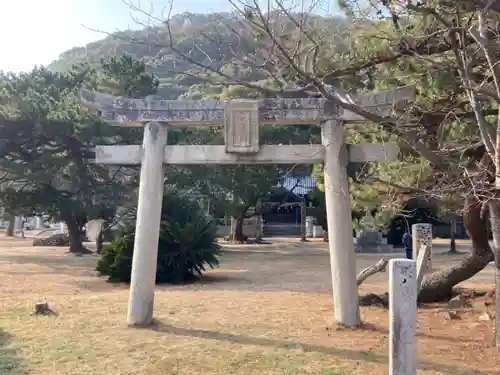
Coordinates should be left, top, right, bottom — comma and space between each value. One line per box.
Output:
355, 211, 394, 253
412, 223, 432, 269
34, 216, 45, 230
85, 219, 106, 242
85, 218, 109, 253
34, 301, 55, 316
389, 259, 417, 375
79, 86, 414, 327
305, 216, 314, 237
14, 216, 23, 231
448, 294, 466, 310
57, 222, 65, 234
416, 244, 431, 293
35, 301, 50, 314
32, 233, 69, 247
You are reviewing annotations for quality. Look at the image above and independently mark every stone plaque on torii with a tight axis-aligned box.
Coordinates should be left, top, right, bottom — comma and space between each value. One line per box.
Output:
79, 85, 414, 328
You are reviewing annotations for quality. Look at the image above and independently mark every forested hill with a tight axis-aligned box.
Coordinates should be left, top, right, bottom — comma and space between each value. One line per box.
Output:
49, 12, 351, 99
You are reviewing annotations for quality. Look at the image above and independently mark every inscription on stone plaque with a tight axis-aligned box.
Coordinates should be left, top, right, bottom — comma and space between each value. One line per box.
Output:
224, 100, 259, 154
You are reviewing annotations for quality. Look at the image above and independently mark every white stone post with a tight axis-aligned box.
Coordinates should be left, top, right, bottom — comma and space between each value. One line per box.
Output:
412, 223, 432, 269
34, 216, 44, 230
14, 216, 23, 232
389, 259, 417, 375
230, 217, 235, 238
305, 216, 314, 237
416, 244, 431, 293
127, 122, 168, 326
256, 215, 263, 240
300, 200, 306, 242
321, 120, 360, 327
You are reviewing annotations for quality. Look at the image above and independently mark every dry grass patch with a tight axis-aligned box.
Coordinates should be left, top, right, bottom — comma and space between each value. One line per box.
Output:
0, 237, 498, 375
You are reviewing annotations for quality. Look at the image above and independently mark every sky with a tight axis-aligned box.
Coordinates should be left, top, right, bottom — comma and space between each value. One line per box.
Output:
0, 0, 335, 73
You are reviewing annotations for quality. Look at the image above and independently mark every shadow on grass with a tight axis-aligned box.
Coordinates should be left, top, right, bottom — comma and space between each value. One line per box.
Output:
0, 329, 24, 374
361, 322, 486, 344
150, 320, 497, 375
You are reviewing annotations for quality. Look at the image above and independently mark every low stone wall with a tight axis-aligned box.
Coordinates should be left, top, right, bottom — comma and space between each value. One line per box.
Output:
32, 233, 70, 247
216, 224, 259, 238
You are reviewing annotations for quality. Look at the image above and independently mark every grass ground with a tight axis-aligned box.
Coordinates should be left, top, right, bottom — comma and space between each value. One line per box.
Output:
0, 235, 498, 375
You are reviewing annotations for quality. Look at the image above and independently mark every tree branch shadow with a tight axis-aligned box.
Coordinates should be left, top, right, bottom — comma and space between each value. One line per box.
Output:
0, 329, 24, 374
149, 320, 497, 375
361, 322, 485, 344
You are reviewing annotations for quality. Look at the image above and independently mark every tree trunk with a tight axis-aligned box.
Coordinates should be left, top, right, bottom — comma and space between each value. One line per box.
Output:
65, 217, 90, 254
449, 216, 457, 253
418, 196, 493, 302
96, 229, 104, 254
488, 200, 500, 347
449, 236, 457, 253
300, 201, 306, 242
5, 216, 14, 237
231, 216, 246, 243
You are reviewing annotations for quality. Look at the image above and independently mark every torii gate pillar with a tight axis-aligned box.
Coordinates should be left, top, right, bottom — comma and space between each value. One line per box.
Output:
322, 120, 360, 326
127, 122, 168, 326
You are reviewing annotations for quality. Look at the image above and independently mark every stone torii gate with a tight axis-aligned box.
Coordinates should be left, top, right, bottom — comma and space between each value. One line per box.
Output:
79, 86, 414, 328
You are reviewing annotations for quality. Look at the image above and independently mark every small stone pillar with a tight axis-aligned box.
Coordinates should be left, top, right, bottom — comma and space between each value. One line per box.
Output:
34, 217, 45, 229
14, 216, 23, 231
305, 216, 314, 237
255, 215, 263, 240
412, 223, 432, 269
312, 225, 323, 238
230, 217, 235, 236
389, 259, 417, 375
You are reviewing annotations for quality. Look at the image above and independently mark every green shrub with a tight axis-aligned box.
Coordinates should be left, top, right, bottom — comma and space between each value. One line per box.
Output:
96, 193, 220, 283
